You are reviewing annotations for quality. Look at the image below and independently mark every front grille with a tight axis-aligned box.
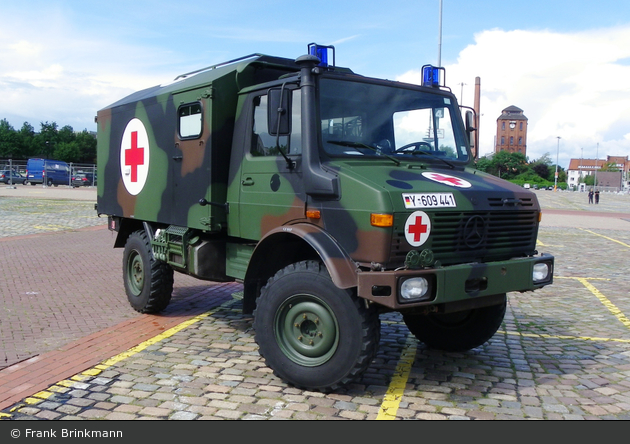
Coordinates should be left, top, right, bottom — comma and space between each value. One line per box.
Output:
391, 209, 539, 266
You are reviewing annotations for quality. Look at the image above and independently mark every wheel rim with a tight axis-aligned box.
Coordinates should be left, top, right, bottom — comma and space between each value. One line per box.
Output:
274, 294, 339, 367
126, 250, 144, 296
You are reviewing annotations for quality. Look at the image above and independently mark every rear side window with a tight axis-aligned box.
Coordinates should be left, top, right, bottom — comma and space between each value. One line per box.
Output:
178, 103, 203, 139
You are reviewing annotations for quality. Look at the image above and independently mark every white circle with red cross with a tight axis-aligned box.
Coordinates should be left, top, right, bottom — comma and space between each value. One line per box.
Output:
422, 172, 471, 188
120, 118, 150, 196
404, 211, 432, 247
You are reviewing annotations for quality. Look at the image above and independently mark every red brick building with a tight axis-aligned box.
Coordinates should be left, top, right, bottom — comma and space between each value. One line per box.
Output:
495, 105, 528, 156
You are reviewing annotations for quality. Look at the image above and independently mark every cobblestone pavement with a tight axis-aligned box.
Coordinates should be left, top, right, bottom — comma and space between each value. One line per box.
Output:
1, 187, 630, 420
0, 185, 104, 239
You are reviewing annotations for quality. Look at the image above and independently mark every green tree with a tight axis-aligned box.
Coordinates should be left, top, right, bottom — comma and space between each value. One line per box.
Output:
0, 118, 18, 157
1, 119, 97, 164
58, 125, 75, 144
75, 130, 97, 163
54, 141, 81, 163
17, 122, 37, 158
492, 151, 528, 179
531, 162, 550, 179
474, 156, 492, 173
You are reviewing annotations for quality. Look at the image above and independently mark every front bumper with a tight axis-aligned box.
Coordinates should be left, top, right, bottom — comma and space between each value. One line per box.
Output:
356, 253, 554, 310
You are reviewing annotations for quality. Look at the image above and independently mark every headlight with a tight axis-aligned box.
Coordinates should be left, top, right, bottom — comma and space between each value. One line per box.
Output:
533, 262, 550, 282
400, 277, 430, 301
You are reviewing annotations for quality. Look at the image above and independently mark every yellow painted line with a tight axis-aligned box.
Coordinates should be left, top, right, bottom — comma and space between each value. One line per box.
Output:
31, 390, 53, 399
555, 276, 630, 329
377, 334, 418, 420
374, 274, 629, 420
502, 330, 630, 344
4, 299, 236, 414
575, 277, 630, 330
98, 303, 229, 368
536, 240, 564, 248
579, 228, 630, 249
32, 225, 70, 231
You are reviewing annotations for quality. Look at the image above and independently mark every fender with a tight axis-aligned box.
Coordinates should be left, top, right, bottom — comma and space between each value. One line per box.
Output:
246, 223, 359, 290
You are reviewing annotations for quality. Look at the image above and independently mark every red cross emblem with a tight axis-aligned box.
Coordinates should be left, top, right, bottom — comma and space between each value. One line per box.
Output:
422, 172, 471, 188
404, 211, 431, 247
120, 118, 150, 196
125, 131, 144, 183
430, 174, 463, 186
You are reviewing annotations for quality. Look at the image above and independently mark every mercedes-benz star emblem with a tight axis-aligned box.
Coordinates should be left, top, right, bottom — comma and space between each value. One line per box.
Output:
463, 215, 487, 249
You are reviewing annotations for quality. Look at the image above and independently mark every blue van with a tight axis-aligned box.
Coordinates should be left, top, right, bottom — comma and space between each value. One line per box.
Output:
26, 158, 70, 187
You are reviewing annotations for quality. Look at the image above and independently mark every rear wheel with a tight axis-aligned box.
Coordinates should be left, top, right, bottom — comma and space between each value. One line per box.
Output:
254, 260, 380, 392
123, 230, 174, 313
403, 295, 506, 352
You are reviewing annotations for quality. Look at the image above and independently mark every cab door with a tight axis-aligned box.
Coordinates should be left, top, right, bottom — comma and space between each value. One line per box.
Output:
237, 89, 305, 240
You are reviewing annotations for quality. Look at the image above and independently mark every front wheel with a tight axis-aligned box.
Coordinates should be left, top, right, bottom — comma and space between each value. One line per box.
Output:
254, 261, 380, 392
122, 230, 174, 313
403, 295, 506, 352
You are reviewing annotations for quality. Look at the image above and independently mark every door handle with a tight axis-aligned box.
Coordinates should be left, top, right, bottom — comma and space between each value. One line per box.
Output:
242, 177, 254, 186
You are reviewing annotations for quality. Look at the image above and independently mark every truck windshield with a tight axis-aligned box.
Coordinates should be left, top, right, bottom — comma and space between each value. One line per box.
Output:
319, 78, 469, 164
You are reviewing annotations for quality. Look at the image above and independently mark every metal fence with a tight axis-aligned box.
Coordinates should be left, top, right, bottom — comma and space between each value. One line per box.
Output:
1, 158, 97, 187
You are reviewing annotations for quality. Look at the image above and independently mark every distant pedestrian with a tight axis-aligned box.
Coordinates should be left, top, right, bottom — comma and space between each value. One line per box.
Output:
595, 190, 600, 204
588, 189, 594, 204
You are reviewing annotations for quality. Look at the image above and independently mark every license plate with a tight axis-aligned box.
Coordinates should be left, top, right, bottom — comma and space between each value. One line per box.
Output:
402, 193, 457, 209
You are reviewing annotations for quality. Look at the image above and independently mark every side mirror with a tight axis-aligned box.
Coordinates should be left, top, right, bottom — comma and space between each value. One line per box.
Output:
465, 110, 476, 133
268, 88, 292, 136
465, 110, 476, 148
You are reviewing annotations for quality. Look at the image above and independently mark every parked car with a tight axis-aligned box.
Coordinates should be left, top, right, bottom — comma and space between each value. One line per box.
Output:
0, 170, 26, 185
71, 173, 89, 187
84, 172, 97, 186
72, 172, 97, 187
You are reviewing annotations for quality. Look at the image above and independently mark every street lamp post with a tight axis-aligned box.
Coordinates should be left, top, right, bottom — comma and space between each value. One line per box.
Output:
458, 82, 467, 106
554, 136, 561, 191
437, 0, 443, 67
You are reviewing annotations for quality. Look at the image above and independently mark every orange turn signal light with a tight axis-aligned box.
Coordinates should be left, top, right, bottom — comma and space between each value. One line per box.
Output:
371, 213, 393, 227
306, 209, 321, 219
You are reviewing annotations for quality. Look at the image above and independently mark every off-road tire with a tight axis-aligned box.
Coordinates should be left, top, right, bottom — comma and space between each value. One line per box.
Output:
123, 230, 174, 313
403, 295, 506, 352
253, 260, 380, 392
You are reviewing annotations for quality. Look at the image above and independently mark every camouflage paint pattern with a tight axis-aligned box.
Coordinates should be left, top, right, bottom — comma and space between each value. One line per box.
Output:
97, 51, 553, 314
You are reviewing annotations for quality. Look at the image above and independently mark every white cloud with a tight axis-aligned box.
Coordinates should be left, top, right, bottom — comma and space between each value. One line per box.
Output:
0, 12, 180, 131
398, 26, 630, 167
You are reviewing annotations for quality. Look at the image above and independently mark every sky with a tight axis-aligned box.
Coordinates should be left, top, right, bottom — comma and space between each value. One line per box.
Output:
2, 0, 630, 169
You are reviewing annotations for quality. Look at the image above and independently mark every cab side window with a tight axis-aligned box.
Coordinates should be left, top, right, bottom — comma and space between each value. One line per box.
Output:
251, 91, 301, 156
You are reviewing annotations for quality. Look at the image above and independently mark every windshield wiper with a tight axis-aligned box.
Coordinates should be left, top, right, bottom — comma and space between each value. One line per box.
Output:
327, 140, 400, 166
408, 150, 455, 169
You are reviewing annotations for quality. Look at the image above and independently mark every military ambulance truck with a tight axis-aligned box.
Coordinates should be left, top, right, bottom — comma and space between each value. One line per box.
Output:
96, 44, 554, 391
